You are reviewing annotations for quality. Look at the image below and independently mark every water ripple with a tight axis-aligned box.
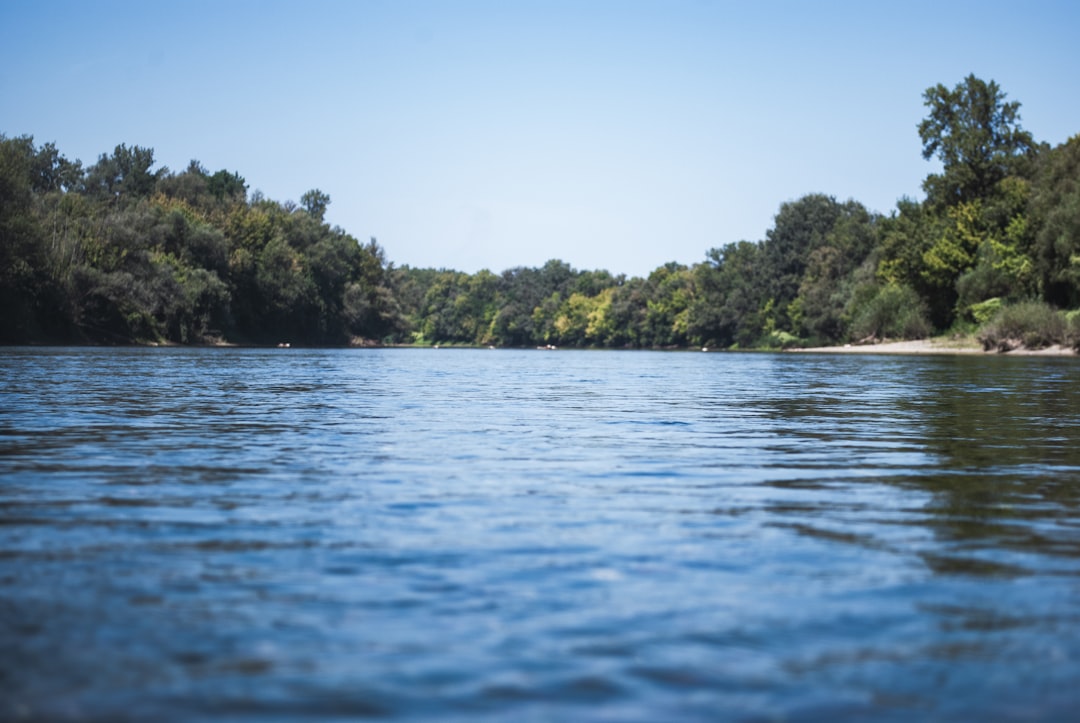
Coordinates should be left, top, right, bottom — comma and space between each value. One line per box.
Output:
2, 347, 1079, 720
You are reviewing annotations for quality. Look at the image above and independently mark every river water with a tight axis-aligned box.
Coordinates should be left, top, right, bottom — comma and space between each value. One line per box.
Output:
2, 347, 1079, 721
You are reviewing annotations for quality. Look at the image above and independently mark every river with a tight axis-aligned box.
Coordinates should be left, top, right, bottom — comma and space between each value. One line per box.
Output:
2, 347, 1079, 720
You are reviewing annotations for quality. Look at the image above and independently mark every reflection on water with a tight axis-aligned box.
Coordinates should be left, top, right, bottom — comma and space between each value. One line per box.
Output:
2, 347, 1079, 720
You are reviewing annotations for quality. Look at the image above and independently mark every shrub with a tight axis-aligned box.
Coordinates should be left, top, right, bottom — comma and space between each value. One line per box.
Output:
850, 285, 931, 342
968, 297, 1003, 325
978, 301, 1067, 351
1066, 310, 1080, 352
761, 329, 802, 349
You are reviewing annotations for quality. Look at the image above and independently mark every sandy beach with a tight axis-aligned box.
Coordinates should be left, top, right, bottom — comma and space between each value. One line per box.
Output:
793, 339, 1077, 356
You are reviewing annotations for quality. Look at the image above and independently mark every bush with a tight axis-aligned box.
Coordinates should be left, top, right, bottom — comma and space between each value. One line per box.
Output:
1066, 310, 1080, 352
761, 329, 802, 349
968, 297, 1003, 325
977, 301, 1067, 351
850, 284, 931, 342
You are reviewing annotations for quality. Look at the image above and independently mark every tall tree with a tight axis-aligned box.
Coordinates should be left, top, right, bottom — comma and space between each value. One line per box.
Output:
759, 194, 856, 335
85, 144, 161, 202
300, 189, 330, 221
1029, 135, 1080, 307
689, 241, 765, 348
207, 169, 247, 203
0, 135, 45, 340
919, 74, 1035, 207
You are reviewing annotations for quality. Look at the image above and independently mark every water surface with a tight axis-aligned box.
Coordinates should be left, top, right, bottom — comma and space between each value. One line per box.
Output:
2, 348, 1079, 720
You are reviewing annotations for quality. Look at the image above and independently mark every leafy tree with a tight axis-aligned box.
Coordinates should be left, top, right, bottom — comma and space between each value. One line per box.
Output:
877, 198, 989, 329
919, 74, 1035, 207
954, 176, 1036, 318
28, 140, 83, 193
343, 238, 405, 341
602, 277, 648, 347
642, 262, 694, 347
157, 161, 211, 207
689, 241, 765, 348
300, 188, 330, 221
1029, 135, 1080, 307
255, 234, 315, 339
531, 291, 564, 345
207, 169, 247, 203
759, 194, 870, 338
415, 270, 476, 343
582, 286, 618, 345
489, 266, 547, 345
850, 284, 931, 341
0, 135, 47, 340
67, 201, 189, 341
148, 251, 230, 343
793, 203, 879, 342
483, 260, 582, 346
550, 291, 595, 346
85, 144, 162, 202
796, 246, 854, 342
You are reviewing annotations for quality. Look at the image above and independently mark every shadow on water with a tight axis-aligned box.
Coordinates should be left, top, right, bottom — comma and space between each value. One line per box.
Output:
749, 356, 1080, 564
709, 354, 1080, 720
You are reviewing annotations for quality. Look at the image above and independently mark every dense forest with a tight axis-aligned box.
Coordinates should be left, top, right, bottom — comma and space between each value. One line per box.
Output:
2, 75, 1078, 350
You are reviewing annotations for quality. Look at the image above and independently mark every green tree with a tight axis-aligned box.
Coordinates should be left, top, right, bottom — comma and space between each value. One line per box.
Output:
850, 284, 931, 341
0, 135, 47, 341
550, 291, 595, 346
954, 176, 1036, 318
207, 169, 247, 203
28, 140, 83, 193
343, 238, 404, 341
300, 189, 330, 221
157, 161, 211, 207
919, 74, 1035, 207
759, 194, 863, 337
255, 234, 315, 338
793, 203, 879, 343
642, 262, 694, 347
1029, 135, 1080, 308
85, 144, 162, 202
413, 269, 497, 344
688, 241, 765, 348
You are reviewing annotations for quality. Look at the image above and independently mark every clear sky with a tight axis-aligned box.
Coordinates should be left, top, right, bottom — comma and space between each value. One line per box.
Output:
2, 0, 1078, 278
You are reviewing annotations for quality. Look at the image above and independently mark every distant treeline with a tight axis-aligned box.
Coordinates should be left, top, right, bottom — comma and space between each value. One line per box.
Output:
2, 75, 1078, 349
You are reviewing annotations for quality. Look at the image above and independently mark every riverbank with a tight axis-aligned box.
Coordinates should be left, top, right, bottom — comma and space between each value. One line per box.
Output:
792, 338, 1077, 356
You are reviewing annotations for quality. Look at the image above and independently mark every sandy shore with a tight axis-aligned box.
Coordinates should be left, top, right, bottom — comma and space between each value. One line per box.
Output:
792, 339, 1077, 356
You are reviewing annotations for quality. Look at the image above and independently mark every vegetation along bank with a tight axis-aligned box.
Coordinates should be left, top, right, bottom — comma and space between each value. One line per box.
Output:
2, 75, 1078, 352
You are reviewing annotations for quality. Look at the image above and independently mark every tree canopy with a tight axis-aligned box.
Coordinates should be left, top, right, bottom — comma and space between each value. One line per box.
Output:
1, 75, 1078, 349
919, 74, 1036, 207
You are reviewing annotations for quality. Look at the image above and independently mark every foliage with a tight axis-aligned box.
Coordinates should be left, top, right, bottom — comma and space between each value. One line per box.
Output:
688, 241, 763, 348
850, 284, 931, 342
977, 301, 1068, 351
761, 194, 860, 331
919, 74, 1035, 207
300, 189, 330, 221
0, 134, 401, 345
1029, 135, 1080, 308
967, 297, 1003, 325
1, 76, 1077, 351
1068, 311, 1080, 352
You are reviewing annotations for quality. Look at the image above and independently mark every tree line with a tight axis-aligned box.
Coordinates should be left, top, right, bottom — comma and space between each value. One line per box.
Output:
0, 142, 402, 345
2, 75, 1078, 349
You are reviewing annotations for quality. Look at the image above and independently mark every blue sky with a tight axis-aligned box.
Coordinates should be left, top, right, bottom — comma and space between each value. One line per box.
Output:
2, 0, 1078, 277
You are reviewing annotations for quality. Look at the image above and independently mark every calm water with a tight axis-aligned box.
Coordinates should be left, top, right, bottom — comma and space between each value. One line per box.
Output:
2, 347, 1080, 721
